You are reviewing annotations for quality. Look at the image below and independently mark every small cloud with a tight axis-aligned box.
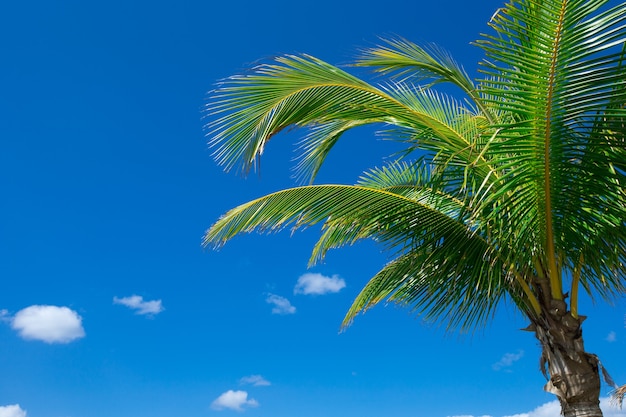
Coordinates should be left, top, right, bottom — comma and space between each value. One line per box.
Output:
239, 375, 271, 387
294, 273, 346, 295
211, 390, 258, 411
492, 350, 524, 371
606, 331, 617, 342
0, 310, 9, 323
0, 404, 27, 417
510, 400, 578, 417
113, 295, 164, 316
265, 294, 296, 315
448, 415, 491, 417
11, 305, 85, 344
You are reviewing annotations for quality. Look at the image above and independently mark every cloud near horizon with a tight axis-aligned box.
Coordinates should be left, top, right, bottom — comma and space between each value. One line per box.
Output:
448, 397, 626, 417
10, 305, 85, 344
239, 374, 271, 387
211, 390, 258, 411
265, 294, 296, 315
294, 273, 346, 295
0, 404, 26, 417
113, 295, 164, 316
492, 350, 524, 371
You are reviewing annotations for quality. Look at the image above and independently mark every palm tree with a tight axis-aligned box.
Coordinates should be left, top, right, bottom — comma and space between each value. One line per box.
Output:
203, 0, 626, 416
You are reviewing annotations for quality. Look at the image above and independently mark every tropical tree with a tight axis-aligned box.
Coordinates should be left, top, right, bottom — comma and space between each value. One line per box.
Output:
203, 0, 626, 416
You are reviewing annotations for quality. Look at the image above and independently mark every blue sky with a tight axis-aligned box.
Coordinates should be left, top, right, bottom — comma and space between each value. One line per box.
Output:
1, 1, 625, 416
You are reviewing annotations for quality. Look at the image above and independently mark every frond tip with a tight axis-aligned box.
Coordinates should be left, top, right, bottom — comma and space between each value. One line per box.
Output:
611, 385, 626, 409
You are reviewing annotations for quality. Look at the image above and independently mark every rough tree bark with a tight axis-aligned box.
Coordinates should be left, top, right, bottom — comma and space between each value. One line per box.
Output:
533, 299, 603, 417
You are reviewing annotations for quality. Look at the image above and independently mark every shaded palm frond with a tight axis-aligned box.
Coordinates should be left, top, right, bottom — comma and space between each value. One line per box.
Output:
342, 238, 530, 331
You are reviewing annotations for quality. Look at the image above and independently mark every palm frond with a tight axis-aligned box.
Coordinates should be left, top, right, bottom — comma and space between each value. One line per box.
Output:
206, 54, 497, 182
356, 39, 477, 96
342, 238, 530, 331
611, 384, 626, 409
308, 161, 472, 263
204, 184, 470, 253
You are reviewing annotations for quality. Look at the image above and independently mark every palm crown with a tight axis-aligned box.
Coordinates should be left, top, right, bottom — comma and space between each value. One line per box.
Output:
204, 1, 625, 414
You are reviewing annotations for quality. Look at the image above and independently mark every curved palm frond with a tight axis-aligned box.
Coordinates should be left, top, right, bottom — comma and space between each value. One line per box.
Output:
355, 38, 495, 122
206, 54, 501, 185
308, 161, 471, 262
204, 184, 473, 252
342, 243, 522, 331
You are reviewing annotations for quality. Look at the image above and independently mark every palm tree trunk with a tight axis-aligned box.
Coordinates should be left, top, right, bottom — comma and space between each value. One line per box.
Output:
533, 302, 602, 417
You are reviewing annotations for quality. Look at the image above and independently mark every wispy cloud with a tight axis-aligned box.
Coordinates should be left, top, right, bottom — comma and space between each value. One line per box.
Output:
606, 331, 617, 342
492, 350, 524, 371
239, 374, 271, 387
265, 294, 296, 315
113, 295, 164, 316
0, 309, 9, 323
448, 414, 491, 417
211, 390, 258, 411
501, 399, 561, 417
294, 273, 346, 295
448, 397, 626, 417
10, 305, 85, 344
0, 404, 27, 417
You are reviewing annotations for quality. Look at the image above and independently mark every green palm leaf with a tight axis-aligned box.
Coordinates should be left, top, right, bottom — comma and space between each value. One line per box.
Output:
207, 54, 499, 184
205, 184, 471, 253
356, 37, 496, 121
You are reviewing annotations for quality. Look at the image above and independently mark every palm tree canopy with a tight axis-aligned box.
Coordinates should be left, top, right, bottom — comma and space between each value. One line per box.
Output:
205, 0, 626, 331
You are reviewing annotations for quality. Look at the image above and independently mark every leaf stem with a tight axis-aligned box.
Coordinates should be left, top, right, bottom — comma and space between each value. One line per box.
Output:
570, 253, 584, 319
543, 0, 568, 301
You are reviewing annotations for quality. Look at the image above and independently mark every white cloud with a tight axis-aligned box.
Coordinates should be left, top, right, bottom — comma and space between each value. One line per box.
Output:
492, 350, 524, 371
606, 331, 617, 342
449, 415, 490, 417
501, 400, 560, 417
0, 404, 26, 417
265, 294, 296, 315
0, 310, 9, 323
293, 273, 346, 295
11, 305, 85, 344
211, 390, 259, 411
448, 397, 626, 417
239, 375, 271, 387
113, 295, 164, 316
